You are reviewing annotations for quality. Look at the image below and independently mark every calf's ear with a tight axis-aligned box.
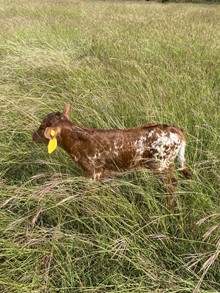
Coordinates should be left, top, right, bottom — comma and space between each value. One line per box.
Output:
63, 104, 71, 119
44, 126, 61, 139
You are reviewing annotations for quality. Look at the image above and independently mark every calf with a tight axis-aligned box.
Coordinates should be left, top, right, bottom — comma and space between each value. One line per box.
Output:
32, 104, 191, 208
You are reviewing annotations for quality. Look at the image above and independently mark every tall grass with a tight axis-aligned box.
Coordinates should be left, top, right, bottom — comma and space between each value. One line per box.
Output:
0, 0, 219, 292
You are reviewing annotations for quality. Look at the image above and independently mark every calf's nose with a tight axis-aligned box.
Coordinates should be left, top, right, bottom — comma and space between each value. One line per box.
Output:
32, 131, 42, 143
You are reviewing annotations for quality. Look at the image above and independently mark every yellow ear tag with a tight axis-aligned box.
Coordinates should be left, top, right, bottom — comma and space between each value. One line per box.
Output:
48, 130, 57, 154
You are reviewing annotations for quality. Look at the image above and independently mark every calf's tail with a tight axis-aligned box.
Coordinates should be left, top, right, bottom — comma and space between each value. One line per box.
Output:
177, 140, 192, 179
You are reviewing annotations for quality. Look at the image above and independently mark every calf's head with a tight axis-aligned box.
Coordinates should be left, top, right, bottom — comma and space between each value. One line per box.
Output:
32, 104, 71, 144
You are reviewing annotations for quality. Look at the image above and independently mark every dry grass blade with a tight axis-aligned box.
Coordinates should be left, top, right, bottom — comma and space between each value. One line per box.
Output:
202, 224, 219, 240
196, 214, 219, 226
31, 207, 43, 227
0, 1, 220, 292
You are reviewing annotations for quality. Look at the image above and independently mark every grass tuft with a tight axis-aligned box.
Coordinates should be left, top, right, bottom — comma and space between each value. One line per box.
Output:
0, 0, 219, 292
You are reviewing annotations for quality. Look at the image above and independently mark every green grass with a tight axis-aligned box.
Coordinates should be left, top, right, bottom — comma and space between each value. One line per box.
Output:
0, 0, 220, 292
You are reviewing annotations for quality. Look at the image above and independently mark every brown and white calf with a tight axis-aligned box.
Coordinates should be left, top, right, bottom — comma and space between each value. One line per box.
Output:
32, 104, 191, 208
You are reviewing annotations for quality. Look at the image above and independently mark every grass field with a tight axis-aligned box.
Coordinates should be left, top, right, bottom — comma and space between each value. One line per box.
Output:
0, 0, 220, 292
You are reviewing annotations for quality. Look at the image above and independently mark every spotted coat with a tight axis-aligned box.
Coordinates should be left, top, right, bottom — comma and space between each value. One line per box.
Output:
33, 105, 191, 208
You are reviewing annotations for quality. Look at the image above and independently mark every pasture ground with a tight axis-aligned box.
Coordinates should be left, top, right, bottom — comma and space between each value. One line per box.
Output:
0, 0, 219, 292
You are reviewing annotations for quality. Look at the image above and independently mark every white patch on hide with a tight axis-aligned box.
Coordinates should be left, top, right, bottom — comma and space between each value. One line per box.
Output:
88, 151, 101, 166
148, 130, 155, 138
151, 132, 181, 171
113, 142, 123, 156
93, 171, 102, 180
134, 136, 147, 161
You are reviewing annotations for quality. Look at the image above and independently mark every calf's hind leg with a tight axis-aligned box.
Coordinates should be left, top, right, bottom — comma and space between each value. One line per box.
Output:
159, 165, 178, 210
